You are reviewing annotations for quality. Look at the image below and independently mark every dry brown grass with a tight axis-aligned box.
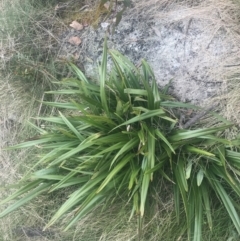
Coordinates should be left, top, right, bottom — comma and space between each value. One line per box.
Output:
0, 75, 41, 240
0, 1, 59, 239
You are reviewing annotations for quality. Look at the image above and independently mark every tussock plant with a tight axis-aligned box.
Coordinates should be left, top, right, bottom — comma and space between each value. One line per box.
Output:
1, 40, 240, 241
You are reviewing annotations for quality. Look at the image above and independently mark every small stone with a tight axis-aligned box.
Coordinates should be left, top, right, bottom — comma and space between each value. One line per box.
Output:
101, 22, 110, 30
68, 36, 82, 46
69, 21, 84, 31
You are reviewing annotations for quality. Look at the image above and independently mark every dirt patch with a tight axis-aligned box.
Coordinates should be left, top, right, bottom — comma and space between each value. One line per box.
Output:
57, 0, 240, 104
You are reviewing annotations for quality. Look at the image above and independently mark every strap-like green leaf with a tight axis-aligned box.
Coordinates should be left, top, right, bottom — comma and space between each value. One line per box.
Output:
193, 182, 203, 241
0, 182, 53, 218
140, 173, 151, 217
47, 173, 107, 228
169, 124, 232, 142
155, 129, 175, 154
111, 137, 139, 167
213, 179, 240, 234
112, 109, 166, 130
124, 88, 148, 96
69, 62, 89, 83
185, 146, 215, 157
176, 158, 188, 192
197, 169, 204, 186
59, 111, 84, 141
97, 154, 134, 193
186, 160, 193, 179
201, 182, 212, 231
99, 37, 109, 115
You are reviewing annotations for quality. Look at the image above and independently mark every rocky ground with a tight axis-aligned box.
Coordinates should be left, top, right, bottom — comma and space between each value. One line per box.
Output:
57, 0, 240, 104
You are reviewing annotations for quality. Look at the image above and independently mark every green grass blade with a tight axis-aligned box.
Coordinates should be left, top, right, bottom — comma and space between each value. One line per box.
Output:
97, 153, 134, 193
141, 60, 161, 108
94, 132, 129, 144
201, 182, 212, 231
5, 137, 61, 150
47, 173, 106, 228
141, 60, 154, 110
193, 182, 203, 241
109, 50, 140, 89
169, 124, 232, 142
99, 37, 109, 115
140, 173, 150, 217
42, 101, 80, 110
27, 121, 48, 135
186, 160, 193, 179
147, 127, 156, 179
58, 111, 84, 141
174, 159, 189, 231
55, 177, 90, 189
113, 109, 166, 130
128, 166, 140, 190
64, 192, 105, 231
173, 183, 180, 224
69, 63, 89, 83
145, 160, 166, 174
49, 171, 77, 192
217, 146, 235, 184
185, 146, 215, 157
45, 89, 82, 95
124, 88, 148, 96
213, 180, 240, 234
132, 106, 151, 113
49, 140, 96, 166
0, 182, 53, 218
97, 142, 126, 156
155, 129, 175, 154
111, 137, 139, 167
0, 180, 43, 205
197, 135, 232, 145
176, 158, 188, 192
197, 169, 204, 186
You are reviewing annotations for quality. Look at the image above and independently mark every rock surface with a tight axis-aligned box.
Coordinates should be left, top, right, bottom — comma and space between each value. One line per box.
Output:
58, 0, 240, 104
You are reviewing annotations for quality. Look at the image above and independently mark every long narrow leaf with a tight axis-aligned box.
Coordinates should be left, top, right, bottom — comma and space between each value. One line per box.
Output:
0, 182, 53, 218
193, 182, 202, 241
111, 137, 139, 167
213, 180, 240, 234
99, 37, 109, 115
201, 182, 212, 231
69, 62, 89, 83
59, 111, 84, 141
155, 129, 175, 154
140, 173, 150, 217
169, 124, 232, 142
112, 109, 166, 130
97, 154, 134, 193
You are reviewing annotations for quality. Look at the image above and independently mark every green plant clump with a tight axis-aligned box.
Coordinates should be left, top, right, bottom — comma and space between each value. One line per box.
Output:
1, 40, 240, 241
